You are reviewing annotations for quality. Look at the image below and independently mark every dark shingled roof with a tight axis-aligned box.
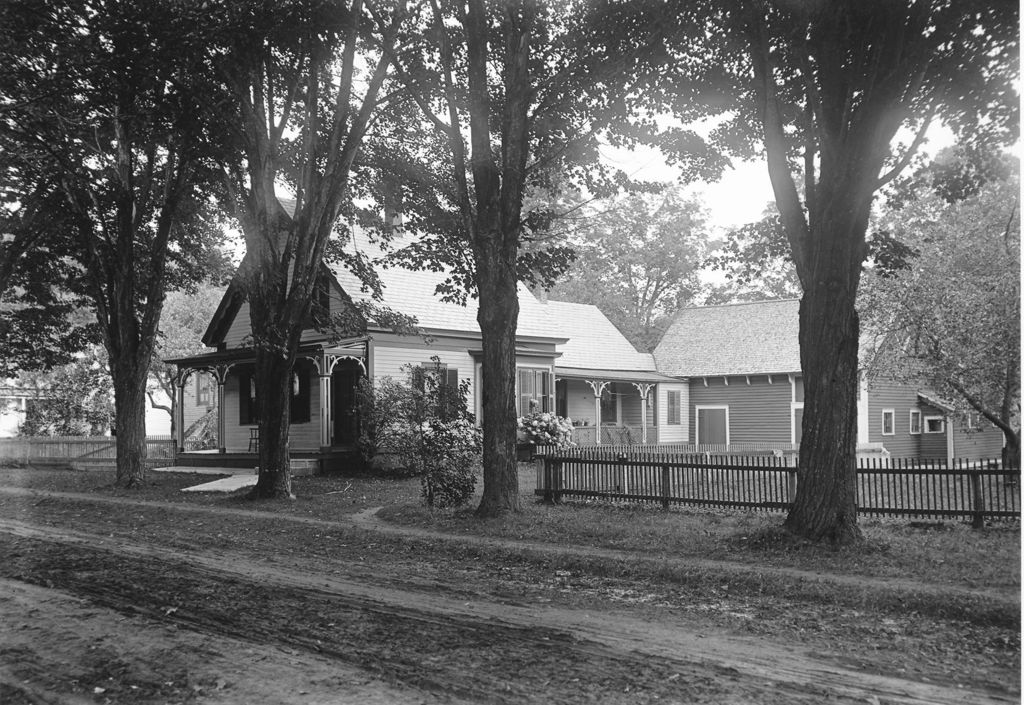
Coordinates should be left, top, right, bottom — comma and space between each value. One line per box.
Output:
654, 299, 801, 378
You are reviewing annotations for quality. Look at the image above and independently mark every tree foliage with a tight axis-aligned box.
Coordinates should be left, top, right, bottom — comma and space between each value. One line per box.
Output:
17, 346, 114, 437
861, 163, 1020, 465
371, 0, 729, 516
147, 285, 226, 436
202, 0, 407, 499
0, 0, 229, 485
356, 360, 481, 509
548, 187, 710, 351
649, 0, 1019, 543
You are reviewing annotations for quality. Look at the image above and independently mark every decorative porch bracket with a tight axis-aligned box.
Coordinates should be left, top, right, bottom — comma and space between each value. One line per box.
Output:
312, 354, 367, 449
584, 380, 610, 444
174, 363, 234, 453
631, 382, 655, 444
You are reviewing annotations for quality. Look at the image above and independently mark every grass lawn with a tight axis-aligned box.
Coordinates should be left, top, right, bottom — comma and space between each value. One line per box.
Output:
5, 462, 1017, 595
379, 463, 1021, 593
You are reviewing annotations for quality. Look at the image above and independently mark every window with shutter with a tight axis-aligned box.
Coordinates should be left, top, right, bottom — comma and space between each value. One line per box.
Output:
516, 368, 551, 416
667, 390, 681, 425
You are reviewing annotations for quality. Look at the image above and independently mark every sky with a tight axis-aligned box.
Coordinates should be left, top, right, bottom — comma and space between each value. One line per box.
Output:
599, 122, 961, 235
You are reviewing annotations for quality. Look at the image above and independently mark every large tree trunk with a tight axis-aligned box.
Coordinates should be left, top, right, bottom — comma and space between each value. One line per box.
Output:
784, 224, 865, 544
111, 361, 149, 488
475, 247, 521, 517
245, 249, 297, 500
1003, 432, 1021, 470
250, 348, 294, 499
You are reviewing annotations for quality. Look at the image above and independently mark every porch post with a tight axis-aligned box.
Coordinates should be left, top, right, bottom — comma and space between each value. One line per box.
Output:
319, 372, 333, 449
316, 353, 336, 450
586, 380, 608, 445
633, 383, 654, 444
174, 373, 186, 453
216, 375, 227, 453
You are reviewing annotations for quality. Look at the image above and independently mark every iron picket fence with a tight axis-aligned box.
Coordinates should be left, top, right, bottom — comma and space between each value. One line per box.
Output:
535, 451, 1020, 522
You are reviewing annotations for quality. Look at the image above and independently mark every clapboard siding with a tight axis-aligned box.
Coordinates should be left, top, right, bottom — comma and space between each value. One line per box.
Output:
953, 422, 1005, 460
371, 340, 476, 392
222, 364, 321, 452
866, 381, 926, 458
221, 284, 353, 349
620, 389, 643, 426
657, 381, 689, 443
223, 301, 251, 349
562, 379, 596, 425
689, 376, 792, 445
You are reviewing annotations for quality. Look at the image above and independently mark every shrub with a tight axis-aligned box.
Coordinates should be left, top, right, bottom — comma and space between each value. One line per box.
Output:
356, 358, 481, 508
518, 411, 574, 446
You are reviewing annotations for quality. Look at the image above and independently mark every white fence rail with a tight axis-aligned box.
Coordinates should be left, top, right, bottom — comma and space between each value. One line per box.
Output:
0, 436, 176, 469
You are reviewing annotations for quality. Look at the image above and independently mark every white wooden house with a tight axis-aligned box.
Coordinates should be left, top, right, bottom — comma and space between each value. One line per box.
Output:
168, 238, 679, 470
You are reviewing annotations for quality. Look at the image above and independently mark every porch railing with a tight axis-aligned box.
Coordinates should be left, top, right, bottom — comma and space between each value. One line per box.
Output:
568, 425, 661, 446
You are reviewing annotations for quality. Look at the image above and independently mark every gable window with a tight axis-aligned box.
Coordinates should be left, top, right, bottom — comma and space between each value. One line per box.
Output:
666, 390, 681, 425
881, 409, 895, 436
924, 416, 945, 434
517, 368, 551, 416
909, 410, 921, 435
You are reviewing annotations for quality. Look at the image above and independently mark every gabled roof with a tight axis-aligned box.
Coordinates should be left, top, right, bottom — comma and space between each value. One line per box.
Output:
544, 300, 659, 372
330, 262, 559, 340
654, 299, 801, 377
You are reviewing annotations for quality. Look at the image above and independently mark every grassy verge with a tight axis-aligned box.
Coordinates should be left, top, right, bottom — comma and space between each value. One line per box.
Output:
3, 464, 1018, 596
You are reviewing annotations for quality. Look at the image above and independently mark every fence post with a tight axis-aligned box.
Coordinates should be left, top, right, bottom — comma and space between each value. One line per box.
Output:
552, 459, 562, 504
542, 457, 553, 504
660, 464, 670, 510
787, 470, 798, 505
970, 471, 985, 529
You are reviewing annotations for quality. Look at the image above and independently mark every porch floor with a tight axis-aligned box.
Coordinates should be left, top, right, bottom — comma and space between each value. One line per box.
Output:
174, 447, 361, 474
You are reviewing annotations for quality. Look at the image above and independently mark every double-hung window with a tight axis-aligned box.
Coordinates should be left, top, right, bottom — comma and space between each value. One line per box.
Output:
517, 368, 551, 416
881, 409, 895, 436
666, 390, 681, 425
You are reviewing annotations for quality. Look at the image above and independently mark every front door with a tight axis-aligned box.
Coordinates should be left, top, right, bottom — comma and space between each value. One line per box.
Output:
331, 363, 360, 446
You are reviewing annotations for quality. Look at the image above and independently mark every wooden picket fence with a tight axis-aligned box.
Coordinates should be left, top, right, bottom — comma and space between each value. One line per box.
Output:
535, 451, 1020, 523
0, 436, 177, 470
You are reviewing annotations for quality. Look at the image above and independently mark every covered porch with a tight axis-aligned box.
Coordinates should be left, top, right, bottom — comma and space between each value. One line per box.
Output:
167, 338, 370, 471
555, 368, 675, 445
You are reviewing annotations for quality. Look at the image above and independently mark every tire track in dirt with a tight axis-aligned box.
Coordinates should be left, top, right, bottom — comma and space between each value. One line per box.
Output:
1, 486, 1016, 612
0, 516, 1013, 705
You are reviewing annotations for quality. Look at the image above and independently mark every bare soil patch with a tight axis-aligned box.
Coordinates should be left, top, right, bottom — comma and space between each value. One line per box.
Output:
0, 467, 1018, 704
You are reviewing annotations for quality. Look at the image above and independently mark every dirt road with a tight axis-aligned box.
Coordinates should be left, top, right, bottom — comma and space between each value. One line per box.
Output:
0, 487, 1017, 704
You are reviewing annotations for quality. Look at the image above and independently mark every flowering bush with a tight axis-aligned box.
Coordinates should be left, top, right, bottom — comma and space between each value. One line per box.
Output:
517, 411, 574, 446
356, 358, 481, 508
